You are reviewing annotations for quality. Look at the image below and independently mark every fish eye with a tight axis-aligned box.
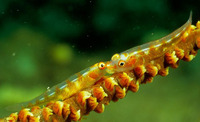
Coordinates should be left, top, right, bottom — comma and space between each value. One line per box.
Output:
98, 62, 106, 70
118, 60, 125, 67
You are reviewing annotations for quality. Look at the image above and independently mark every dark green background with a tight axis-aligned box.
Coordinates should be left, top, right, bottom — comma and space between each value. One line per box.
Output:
0, 0, 200, 121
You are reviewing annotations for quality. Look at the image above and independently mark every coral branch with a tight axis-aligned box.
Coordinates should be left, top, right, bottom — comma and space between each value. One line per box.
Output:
1, 19, 200, 122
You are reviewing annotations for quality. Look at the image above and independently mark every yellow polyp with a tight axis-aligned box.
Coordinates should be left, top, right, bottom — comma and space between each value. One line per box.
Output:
115, 86, 126, 99
122, 87, 126, 93
100, 86, 108, 97
150, 60, 155, 65
156, 64, 161, 70
76, 110, 81, 120
78, 91, 91, 105
87, 97, 98, 110
42, 107, 53, 121
70, 107, 81, 121
186, 55, 195, 61
95, 104, 105, 113
110, 77, 118, 85
93, 86, 107, 101
53, 101, 64, 116
62, 103, 70, 119
83, 91, 92, 99
30, 116, 40, 122
146, 65, 158, 77
159, 67, 169, 76
111, 53, 120, 61
190, 25, 196, 30
104, 77, 117, 92
101, 104, 105, 111
6, 112, 18, 121
118, 72, 132, 87
183, 32, 189, 41
129, 80, 139, 92
165, 51, 179, 65
134, 65, 146, 78
18, 109, 34, 122
136, 81, 140, 89
175, 47, 185, 59
172, 51, 179, 62
196, 21, 200, 29
163, 47, 167, 51
124, 72, 133, 81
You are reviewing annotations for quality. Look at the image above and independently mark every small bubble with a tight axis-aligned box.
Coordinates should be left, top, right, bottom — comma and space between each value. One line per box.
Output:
12, 53, 16, 56
151, 33, 154, 35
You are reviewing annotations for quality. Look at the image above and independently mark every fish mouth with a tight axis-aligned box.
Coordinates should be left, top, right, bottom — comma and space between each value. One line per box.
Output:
105, 63, 115, 74
106, 69, 115, 74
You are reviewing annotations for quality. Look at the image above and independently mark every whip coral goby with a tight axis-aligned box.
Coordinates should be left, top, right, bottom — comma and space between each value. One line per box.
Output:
1, 12, 200, 122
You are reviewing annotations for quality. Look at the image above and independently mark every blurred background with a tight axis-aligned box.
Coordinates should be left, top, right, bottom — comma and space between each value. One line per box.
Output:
0, 0, 200, 121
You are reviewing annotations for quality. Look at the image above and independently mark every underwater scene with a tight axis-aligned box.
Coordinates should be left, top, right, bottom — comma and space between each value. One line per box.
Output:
0, 0, 200, 122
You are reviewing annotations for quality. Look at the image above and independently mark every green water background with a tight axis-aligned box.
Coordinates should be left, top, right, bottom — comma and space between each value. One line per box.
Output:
0, 0, 200, 121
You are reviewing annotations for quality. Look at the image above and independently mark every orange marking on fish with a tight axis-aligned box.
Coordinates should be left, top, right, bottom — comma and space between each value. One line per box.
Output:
88, 70, 100, 79
127, 55, 136, 66
122, 53, 128, 57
